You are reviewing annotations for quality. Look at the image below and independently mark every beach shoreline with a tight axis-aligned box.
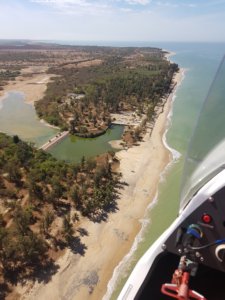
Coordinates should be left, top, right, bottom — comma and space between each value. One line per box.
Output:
17, 68, 184, 300
104, 68, 185, 300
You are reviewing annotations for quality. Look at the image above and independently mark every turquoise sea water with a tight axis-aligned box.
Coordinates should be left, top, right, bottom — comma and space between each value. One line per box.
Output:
109, 42, 225, 299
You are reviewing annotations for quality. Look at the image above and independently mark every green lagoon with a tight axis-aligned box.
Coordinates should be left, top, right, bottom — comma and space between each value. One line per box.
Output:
48, 125, 124, 163
0, 91, 124, 163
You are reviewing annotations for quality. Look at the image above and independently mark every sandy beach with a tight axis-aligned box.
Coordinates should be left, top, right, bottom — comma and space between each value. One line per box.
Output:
16, 68, 183, 300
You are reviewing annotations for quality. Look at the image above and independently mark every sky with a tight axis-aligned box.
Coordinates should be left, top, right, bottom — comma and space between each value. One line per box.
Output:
0, 0, 225, 42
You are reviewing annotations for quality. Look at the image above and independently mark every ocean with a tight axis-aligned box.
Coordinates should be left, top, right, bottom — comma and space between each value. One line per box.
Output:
105, 42, 225, 299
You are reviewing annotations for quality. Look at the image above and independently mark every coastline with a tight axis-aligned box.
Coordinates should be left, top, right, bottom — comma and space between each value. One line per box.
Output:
164, 49, 176, 61
104, 68, 185, 300
162, 68, 186, 162
18, 69, 184, 300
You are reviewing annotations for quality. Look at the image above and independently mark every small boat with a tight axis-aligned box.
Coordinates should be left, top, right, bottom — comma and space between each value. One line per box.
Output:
118, 56, 225, 300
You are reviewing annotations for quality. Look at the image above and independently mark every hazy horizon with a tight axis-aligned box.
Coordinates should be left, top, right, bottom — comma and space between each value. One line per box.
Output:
0, 1, 225, 43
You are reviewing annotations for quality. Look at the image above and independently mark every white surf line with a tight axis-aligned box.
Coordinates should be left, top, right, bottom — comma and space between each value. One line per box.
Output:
103, 191, 159, 300
163, 68, 187, 163
103, 68, 186, 300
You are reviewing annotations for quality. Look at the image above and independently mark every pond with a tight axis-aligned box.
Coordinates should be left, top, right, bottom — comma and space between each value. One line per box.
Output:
48, 125, 124, 163
0, 91, 124, 163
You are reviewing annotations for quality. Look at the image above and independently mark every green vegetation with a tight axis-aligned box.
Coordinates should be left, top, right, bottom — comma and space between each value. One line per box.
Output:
0, 133, 119, 296
0, 70, 20, 90
35, 47, 178, 135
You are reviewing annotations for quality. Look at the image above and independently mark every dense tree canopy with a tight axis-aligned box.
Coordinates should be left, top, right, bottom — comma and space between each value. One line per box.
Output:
35, 47, 178, 135
0, 133, 119, 295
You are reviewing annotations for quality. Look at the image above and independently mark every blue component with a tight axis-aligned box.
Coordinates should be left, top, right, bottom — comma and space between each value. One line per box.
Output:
187, 224, 203, 239
187, 228, 201, 239
216, 239, 225, 245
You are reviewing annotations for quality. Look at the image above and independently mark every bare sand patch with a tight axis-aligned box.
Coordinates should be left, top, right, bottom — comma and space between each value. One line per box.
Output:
108, 140, 124, 150
0, 66, 54, 104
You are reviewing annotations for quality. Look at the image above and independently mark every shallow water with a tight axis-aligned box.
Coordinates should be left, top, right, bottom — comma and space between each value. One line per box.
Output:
0, 92, 58, 146
0, 91, 124, 163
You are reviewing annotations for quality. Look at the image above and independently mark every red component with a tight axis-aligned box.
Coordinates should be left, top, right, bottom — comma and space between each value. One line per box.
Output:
161, 272, 207, 300
202, 214, 212, 224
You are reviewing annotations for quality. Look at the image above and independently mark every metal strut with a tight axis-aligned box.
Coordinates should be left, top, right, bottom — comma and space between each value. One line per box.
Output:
161, 256, 207, 300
